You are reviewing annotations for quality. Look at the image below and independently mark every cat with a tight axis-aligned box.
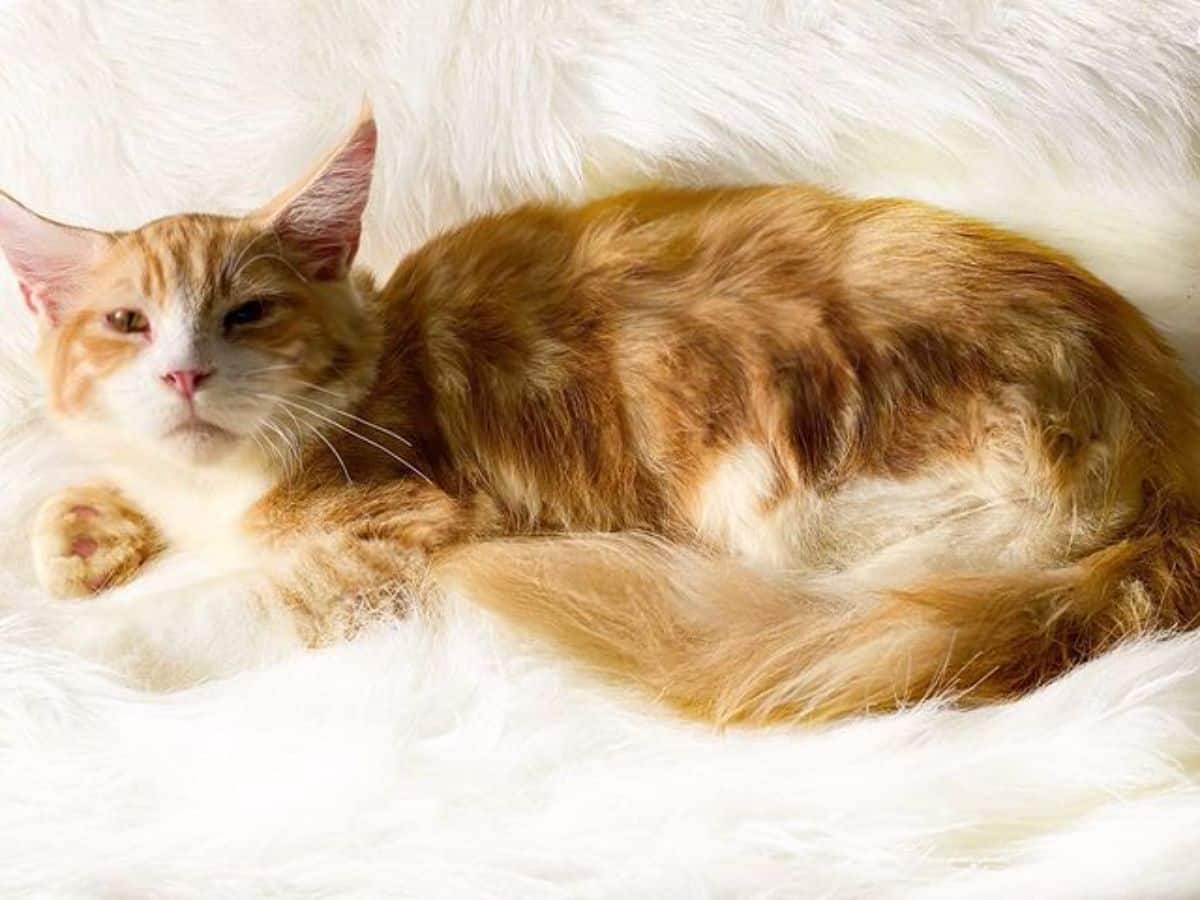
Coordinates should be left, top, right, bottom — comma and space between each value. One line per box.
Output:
3, 107, 1200, 724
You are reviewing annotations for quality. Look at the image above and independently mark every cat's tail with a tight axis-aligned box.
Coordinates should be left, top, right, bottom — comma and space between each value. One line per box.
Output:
436, 512, 1200, 724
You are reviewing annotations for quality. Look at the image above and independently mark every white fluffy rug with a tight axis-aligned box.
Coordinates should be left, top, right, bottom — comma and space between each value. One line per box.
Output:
3, 2, 1200, 896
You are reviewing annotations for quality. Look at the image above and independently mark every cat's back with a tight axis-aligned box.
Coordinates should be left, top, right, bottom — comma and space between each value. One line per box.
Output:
376, 183, 1197, 539
380, 183, 1189, 452
385, 181, 1156, 348
382, 183, 845, 321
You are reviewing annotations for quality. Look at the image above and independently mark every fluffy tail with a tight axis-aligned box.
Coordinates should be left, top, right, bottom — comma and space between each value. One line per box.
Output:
436, 513, 1200, 724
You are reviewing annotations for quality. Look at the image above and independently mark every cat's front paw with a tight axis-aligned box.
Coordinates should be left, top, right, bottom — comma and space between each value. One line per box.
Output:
32, 483, 162, 599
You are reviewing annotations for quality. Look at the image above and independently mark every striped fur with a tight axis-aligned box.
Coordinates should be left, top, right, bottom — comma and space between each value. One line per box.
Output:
5, 114, 1200, 721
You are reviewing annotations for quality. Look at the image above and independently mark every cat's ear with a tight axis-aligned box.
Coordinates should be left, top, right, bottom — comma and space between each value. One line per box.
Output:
0, 193, 110, 325
257, 104, 377, 281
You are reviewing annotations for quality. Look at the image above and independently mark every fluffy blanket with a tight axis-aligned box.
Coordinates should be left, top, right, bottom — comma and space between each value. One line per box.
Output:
2, 2, 1199, 896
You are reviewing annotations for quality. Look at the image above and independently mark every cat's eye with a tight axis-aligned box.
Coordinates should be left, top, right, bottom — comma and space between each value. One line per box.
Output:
223, 299, 272, 331
104, 308, 150, 335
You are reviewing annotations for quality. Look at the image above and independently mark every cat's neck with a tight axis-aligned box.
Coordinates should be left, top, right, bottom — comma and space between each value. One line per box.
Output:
114, 452, 275, 552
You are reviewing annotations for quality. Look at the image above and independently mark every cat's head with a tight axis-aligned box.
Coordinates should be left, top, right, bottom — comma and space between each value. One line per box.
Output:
0, 109, 380, 470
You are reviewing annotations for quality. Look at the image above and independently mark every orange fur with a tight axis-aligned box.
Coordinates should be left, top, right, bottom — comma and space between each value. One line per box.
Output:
8, 117, 1200, 723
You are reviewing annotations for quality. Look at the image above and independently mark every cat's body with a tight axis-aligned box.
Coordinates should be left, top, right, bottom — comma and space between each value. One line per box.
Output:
6, 112, 1200, 723
374, 185, 1182, 564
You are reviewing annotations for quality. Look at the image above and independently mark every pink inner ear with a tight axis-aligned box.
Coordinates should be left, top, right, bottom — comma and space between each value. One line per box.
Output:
275, 219, 362, 282
16, 274, 63, 324
269, 117, 377, 281
0, 193, 107, 322
18, 281, 38, 315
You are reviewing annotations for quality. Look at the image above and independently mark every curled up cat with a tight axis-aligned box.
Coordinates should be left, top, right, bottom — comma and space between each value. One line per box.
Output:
4, 107, 1200, 724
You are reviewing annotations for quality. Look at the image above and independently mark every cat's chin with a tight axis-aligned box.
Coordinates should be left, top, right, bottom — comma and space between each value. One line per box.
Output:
162, 420, 239, 464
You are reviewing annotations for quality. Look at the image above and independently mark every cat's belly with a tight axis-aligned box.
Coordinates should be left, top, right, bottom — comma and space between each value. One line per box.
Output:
687, 440, 1130, 582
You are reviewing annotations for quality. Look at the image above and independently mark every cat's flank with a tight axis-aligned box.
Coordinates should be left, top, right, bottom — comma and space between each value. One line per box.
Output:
4, 109, 1200, 723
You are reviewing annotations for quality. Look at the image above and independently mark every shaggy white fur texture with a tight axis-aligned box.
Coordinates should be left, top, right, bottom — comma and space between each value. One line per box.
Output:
2, 1, 1200, 895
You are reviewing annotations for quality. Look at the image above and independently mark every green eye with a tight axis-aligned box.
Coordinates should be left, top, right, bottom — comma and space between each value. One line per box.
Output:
224, 299, 271, 331
105, 308, 150, 334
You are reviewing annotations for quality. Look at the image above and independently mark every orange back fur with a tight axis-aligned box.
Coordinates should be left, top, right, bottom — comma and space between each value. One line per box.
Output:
11, 140, 1200, 723
397, 185, 1200, 721
376, 186, 1200, 531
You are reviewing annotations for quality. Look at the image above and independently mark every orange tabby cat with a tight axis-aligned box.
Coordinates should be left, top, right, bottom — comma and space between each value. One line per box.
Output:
4, 108, 1200, 723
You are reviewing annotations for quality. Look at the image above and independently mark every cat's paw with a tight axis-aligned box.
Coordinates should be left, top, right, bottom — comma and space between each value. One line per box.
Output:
32, 483, 162, 599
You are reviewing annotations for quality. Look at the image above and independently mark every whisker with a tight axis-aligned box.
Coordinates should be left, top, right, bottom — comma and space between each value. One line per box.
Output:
293, 392, 413, 447
279, 405, 353, 486
305, 421, 353, 485
265, 374, 415, 448
234, 251, 310, 285
271, 418, 302, 466
253, 433, 288, 476
258, 393, 434, 486
243, 363, 302, 377
292, 381, 347, 400
261, 419, 301, 473
253, 425, 290, 475
225, 229, 274, 286
310, 425, 353, 485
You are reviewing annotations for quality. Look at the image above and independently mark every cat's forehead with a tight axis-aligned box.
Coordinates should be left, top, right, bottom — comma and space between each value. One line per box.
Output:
101, 213, 267, 312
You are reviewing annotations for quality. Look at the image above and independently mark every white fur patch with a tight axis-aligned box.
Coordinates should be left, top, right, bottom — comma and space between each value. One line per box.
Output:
1, 1, 1199, 895
692, 441, 1059, 582
691, 442, 786, 563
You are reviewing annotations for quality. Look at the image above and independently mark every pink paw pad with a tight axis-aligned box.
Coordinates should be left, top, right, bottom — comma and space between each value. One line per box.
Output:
70, 536, 99, 558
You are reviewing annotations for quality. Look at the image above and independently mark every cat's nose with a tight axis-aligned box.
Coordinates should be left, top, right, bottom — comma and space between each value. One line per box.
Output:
161, 368, 214, 400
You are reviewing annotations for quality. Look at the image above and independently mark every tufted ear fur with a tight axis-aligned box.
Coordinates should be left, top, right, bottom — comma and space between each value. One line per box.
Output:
256, 103, 378, 282
0, 192, 110, 325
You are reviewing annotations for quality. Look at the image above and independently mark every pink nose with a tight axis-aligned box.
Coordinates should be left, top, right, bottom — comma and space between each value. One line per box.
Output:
161, 368, 213, 399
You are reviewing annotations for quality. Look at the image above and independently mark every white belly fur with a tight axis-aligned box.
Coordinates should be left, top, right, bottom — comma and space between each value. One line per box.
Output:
690, 440, 1102, 585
